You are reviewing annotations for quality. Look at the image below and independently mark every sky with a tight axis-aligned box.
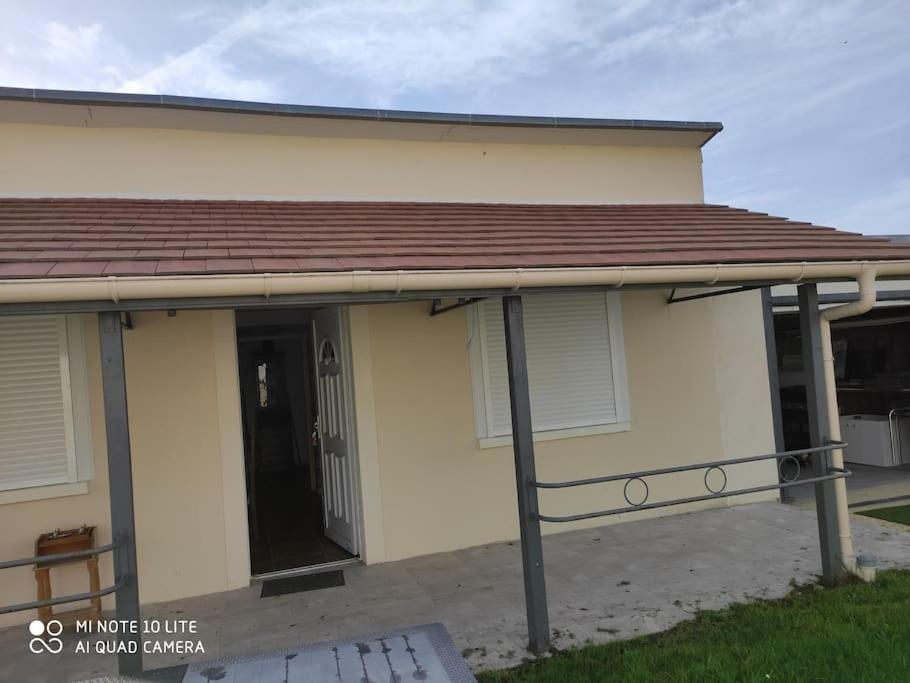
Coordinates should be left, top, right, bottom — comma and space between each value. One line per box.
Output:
1, 0, 908, 234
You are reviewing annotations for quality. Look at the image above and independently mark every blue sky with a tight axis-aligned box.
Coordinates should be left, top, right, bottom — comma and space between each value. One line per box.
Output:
1, 0, 907, 234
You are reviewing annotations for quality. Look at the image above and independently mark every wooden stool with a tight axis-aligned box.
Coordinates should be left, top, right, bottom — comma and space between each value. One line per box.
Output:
34, 526, 102, 623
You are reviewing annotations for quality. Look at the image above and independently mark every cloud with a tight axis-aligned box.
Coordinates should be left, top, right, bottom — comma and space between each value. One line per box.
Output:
132, 0, 899, 110
119, 59, 277, 101
43, 22, 103, 63
0, 20, 126, 90
110, 3, 277, 100
832, 177, 910, 235
117, 4, 278, 100
592, 0, 819, 66
114, 0, 610, 102
249, 0, 594, 94
0, 11, 276, 101
6, 1, 906, 116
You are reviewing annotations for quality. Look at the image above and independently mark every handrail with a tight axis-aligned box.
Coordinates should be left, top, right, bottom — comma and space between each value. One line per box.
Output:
0, 540, 118, 570
536, 471, 851, 523
0, 538, 121, 615
0, 577, 125, 615
533, 441, 850, 524
534, 441, 846, 489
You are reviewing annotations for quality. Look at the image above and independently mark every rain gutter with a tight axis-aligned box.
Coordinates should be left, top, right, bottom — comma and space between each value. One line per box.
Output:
1, 261, 909, 306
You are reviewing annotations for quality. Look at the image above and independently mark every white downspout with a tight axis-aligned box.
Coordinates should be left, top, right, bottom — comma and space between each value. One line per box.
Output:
818, 264, 877, 577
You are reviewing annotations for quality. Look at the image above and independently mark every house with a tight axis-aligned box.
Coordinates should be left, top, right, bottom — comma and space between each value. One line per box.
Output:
1, 88, 909, 671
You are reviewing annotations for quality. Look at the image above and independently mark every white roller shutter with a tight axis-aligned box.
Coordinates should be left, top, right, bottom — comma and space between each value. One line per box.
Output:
0, 315, 77, 491
476, 292, 624, 437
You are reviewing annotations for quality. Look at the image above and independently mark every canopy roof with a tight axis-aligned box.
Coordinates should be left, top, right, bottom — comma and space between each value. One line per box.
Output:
0, 199, 907, 280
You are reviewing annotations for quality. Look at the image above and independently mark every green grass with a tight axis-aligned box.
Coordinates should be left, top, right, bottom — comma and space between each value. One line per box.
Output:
857, 504, 910, 527
478, 569, 910, 683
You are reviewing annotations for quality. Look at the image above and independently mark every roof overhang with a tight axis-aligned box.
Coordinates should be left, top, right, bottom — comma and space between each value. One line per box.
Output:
0, 87, 723, 147
2, 199, 910, 302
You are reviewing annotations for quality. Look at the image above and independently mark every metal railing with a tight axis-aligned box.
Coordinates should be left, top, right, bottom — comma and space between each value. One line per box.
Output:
534, 441, 850, 523
0, 539, 122, 615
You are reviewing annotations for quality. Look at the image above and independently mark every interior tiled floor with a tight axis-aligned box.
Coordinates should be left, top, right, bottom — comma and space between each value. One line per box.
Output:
3, 502, 909, 682
249, 469, 355, 575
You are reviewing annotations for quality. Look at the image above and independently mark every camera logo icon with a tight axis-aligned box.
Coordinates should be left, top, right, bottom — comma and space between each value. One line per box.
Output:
28, 619, 63, 654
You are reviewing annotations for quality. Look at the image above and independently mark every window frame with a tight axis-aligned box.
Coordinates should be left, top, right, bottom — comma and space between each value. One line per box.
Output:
0, 314, 93, 495
468, 291, 631, 446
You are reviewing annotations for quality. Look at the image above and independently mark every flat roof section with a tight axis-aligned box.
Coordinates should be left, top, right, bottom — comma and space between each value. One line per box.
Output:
0, 87, 723, 147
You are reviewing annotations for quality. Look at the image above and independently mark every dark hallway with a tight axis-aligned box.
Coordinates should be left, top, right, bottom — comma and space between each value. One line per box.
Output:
236, 310, 355, 576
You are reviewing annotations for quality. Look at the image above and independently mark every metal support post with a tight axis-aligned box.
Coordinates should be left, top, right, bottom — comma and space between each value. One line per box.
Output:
502, 295, 550, 653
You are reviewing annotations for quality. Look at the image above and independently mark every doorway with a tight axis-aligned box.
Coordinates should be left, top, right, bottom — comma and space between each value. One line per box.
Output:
236, 307, 360, 577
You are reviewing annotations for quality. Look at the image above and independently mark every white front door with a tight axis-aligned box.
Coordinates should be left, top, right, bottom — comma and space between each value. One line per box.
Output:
312, 307, 358, 554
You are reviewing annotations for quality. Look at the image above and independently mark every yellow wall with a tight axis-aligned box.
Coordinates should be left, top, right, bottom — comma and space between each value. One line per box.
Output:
0, 315, 113, 628
359, 290, 777, 561
0, 123, 704, 203
0, 310, 246, 627
124, 311, 232, 601
0, 292, 777, 624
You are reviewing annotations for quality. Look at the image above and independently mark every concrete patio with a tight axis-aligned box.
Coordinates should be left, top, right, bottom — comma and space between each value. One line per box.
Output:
4, 501, 909, 682
787, 463, 910, 508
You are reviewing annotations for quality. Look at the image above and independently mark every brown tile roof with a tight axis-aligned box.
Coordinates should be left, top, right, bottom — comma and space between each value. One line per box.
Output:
0, 198, 907, 279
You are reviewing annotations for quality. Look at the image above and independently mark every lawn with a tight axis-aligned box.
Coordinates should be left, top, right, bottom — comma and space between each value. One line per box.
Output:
478, 569, 910, 683
857, 504, 910, 527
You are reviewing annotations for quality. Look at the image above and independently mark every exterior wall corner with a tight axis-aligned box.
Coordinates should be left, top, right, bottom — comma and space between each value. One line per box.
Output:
347, 305, 387, 564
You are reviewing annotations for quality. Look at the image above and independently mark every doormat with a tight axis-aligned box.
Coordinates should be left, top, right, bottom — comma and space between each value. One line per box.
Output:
79, 622, 477, 682
260, 569, 345, 598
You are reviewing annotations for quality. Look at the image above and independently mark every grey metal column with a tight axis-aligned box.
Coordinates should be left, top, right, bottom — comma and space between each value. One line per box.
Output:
797, 285, 842, 586
761, 288, 788, 499
502, 295, 550, 654
98, 311, 142, 674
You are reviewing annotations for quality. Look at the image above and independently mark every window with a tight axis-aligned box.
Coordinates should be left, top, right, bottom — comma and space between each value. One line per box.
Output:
469, 292, 630, 442
0, 315, 93, 492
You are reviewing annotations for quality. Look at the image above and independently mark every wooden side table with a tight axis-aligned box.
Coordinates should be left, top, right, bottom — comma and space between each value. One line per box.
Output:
34, 525, 102, 623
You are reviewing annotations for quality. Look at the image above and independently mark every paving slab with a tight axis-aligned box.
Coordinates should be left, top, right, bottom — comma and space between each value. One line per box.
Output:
1, 502, 908, 680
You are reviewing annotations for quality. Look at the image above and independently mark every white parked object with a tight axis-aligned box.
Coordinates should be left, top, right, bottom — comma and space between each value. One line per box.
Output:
889, 409, 910, 466
839, 414, 906, 467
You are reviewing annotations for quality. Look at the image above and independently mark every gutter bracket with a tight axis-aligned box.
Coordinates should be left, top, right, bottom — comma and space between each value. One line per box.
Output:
667, 285, 765, 305
430, 297, 485, 317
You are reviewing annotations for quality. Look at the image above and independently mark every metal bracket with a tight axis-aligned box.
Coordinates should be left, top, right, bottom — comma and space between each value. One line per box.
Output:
667, 285, 764, 304
429, 297, 485, 316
